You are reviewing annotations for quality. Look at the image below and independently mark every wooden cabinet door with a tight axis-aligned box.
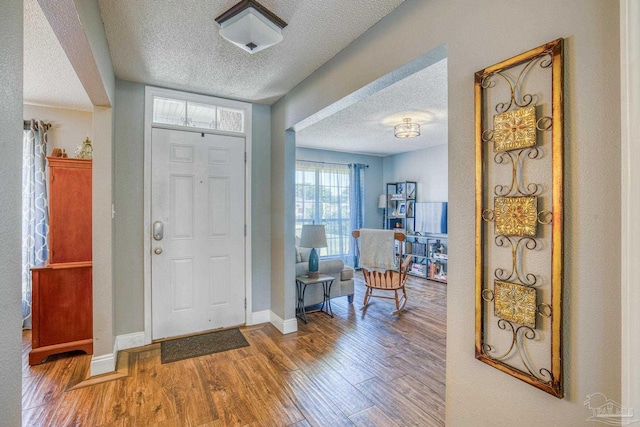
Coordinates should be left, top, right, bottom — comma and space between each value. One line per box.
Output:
29, 264, 93, 365
48, 158, 92, 264
32, 266, 93, 348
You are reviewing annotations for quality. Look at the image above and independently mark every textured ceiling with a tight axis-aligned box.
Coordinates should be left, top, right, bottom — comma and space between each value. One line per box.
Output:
98, 0, 405, 104
23, 0, 93, 111
23, 0, 442, 157
296, 58, 448, 157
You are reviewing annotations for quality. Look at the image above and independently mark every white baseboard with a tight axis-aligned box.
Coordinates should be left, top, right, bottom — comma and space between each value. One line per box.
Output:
116, 331, 146, 351
90, 352, 116, 376
269, 311, 298, 334
89, 332, 145, 379
248, 310, 271, 325
281, 317, 298, 334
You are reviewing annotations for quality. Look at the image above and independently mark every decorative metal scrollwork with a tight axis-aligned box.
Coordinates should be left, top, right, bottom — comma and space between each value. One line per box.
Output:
537, 210, 553, 225
492, 148, 543, 197
481, 319, 554, 384
537, 303, 552, 318
480, 52, 554, 114
493, 236, 538, 286
536, 116, 553, 131
482, 289, 495, 302
475, 39, 564, 398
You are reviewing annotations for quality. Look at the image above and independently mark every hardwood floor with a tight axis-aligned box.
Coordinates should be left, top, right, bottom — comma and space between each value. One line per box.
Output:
21, 272, 446, 426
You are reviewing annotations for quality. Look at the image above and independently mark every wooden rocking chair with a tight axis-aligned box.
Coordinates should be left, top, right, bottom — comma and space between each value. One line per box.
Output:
352, 230, 411, 315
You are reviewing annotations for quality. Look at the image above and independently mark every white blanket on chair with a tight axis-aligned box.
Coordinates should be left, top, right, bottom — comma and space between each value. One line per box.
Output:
359, 229, 397, 271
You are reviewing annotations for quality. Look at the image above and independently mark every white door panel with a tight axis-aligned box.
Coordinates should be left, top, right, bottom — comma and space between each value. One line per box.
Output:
151, 128, 245, 339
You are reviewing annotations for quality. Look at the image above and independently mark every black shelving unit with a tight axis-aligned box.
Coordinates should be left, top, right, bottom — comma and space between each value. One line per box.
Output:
385, 181, 416, 234
405, 234, 448, 283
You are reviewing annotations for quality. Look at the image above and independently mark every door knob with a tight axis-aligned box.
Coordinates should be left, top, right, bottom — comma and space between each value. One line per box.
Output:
154, 247, 163, 255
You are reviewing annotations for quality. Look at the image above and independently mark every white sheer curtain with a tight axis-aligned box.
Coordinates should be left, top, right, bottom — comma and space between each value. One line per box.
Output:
295, 161, 351, 261
22, 120, 49, 329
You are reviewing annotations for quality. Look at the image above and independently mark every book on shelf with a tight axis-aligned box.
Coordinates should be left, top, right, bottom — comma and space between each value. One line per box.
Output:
411, 263, 425, 274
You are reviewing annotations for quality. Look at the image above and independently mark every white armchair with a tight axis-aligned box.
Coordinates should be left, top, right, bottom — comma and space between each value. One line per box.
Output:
295, 246, 354, 306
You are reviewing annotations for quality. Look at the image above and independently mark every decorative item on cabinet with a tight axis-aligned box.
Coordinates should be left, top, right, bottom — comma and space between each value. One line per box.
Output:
75, 136, 93, 159
29, 157, 93, 365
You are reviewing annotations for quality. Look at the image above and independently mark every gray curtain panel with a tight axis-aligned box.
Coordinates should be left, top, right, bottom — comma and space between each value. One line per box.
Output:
349, 163, 365, 268
22, 120, 49, 329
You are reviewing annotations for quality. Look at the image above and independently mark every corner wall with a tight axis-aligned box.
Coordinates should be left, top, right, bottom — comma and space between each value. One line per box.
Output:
271, 0, 621, 424
0, 1, 23, 423
251, 104, 272, 312
114, 79, 145, 335
38, 0, 117, 373
73, 0, 117, 372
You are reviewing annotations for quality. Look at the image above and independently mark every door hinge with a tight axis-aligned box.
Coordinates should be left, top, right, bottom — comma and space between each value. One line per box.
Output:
244, 152, 247, 163
244, 298, 247, 309
244, 225, 247, 236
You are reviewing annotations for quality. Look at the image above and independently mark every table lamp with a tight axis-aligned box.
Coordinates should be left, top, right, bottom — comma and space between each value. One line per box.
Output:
299, 224, 327, 278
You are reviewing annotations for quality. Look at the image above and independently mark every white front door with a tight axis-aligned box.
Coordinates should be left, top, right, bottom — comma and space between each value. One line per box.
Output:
151, 128, 245, 339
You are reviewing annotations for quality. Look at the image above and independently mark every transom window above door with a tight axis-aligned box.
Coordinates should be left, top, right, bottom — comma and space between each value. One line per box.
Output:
152, 96, 244, 133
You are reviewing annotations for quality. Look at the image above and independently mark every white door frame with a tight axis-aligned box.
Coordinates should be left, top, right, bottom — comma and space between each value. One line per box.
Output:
621, 0, 639, 415
142, 86, 252, 345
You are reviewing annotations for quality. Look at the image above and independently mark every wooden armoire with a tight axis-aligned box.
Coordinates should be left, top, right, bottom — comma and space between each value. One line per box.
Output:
29, 157, 93, 365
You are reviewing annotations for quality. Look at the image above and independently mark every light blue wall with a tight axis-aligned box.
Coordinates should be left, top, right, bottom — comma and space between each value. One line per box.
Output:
296, 147, 384, 229
114, 79, 145, 334
251, 104, 272, 312
383, 144, 448, 202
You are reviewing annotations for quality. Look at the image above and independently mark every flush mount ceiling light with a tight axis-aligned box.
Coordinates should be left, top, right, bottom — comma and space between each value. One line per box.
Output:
215, 0, 287, 54
394, 118, 420, 138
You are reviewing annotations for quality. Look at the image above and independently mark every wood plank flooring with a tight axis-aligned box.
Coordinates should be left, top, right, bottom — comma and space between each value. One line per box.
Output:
22, 272, 446, 426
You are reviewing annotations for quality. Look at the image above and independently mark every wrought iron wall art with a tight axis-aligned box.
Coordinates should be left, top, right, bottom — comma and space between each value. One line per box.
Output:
475, 39, 564, 398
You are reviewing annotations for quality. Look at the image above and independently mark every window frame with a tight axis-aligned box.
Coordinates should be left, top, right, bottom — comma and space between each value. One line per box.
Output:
295, 161, 351, 260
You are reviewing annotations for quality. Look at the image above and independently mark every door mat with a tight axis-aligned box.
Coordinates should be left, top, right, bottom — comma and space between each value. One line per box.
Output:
160, 328, 249, 364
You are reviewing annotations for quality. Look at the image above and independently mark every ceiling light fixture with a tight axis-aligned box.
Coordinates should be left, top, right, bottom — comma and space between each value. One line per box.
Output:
394, 118, 420, 138
215, 0, 287, 54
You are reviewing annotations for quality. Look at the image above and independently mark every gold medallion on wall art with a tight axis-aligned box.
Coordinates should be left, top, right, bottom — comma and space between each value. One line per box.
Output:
493, 106, 537, 152
494, 281, 537, 328
494, 196, 538, 237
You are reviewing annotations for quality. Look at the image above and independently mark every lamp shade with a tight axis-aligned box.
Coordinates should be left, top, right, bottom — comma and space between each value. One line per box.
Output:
299, 225, 327, 249
378, 194, 387, 209
394, 118, 420, 138
215, 0, 287, 54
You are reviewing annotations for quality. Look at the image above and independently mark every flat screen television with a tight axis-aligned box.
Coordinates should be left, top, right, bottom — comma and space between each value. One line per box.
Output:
414, 202, 448, 235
